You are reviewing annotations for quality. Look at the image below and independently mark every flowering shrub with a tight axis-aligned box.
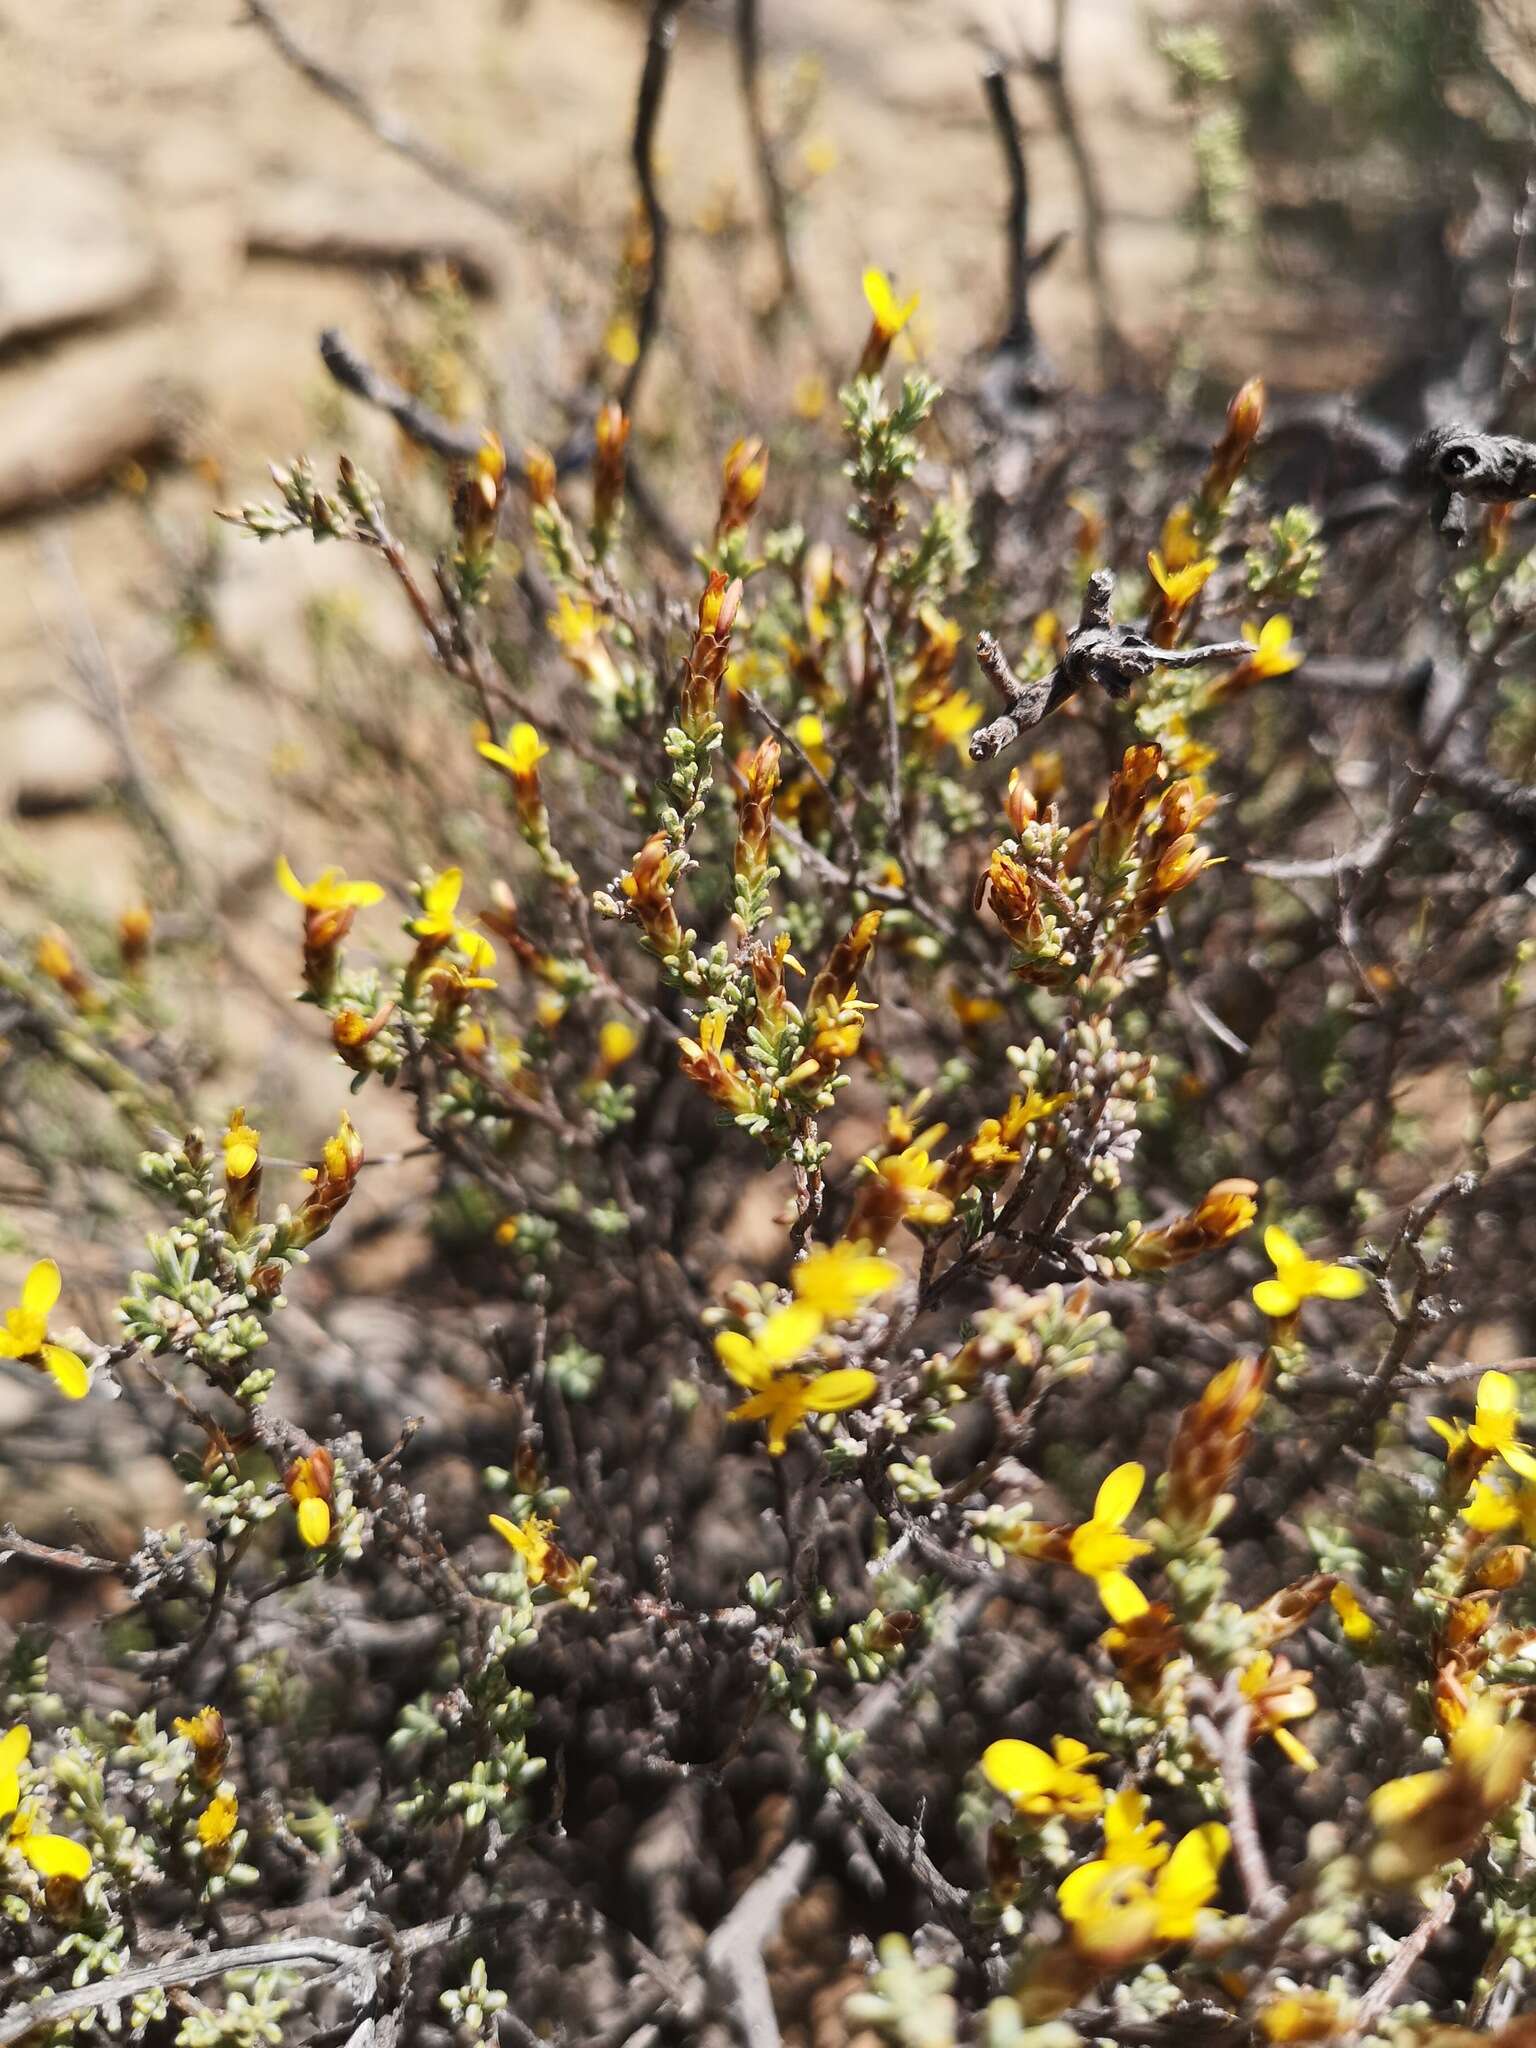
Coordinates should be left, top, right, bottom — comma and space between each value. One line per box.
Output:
7, 38, 1536, 2048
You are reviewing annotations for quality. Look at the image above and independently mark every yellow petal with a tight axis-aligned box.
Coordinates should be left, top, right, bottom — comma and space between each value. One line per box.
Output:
755, 1302, 824, 1370
1479, 1370, 1517, 1420
424, 868, 463, 918
296, 1496, 331, 1547
1368, 1770, 1439, 1825
982, 1739, 1056, 1803
1092, 1462, 1145, 1530
715, 1331, 767, 1391
1272, 1726, 1318, 1773
274, 854, 307, 902
21, 1830, 91, 1882
41, 1345, 88, 1400
1313, 1262, 1367, 1300
1097, 1570, 1151, 1624
727, 1388, 779, 1425
0, 1727, 30, 1820
1501, 1443, 1536, 1483
20, 1261, 61, 1321
1056, 1856, 1117, 1922
801, 1367, 879, 1413
1153, 1823, 1228, 1938
1263, 1225, 1304, 1272
1252, 1278, 1299, 1318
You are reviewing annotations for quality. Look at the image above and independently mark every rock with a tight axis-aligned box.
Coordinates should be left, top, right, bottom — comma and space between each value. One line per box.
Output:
0, 334, 189, 521
5, 694, 119, 816
244, 179, 508, 294
0, 153, 162, 352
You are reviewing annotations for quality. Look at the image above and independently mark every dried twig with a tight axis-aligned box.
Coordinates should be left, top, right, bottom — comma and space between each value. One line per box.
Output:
1351, 1866, 1474, 2033
1189, 1680, 1277, 1917
244, 0, 524, 231
319, 329, 483, 463
971, 571, 1248, 760
1027, 0, 1124, 378
735, 0, 803, 317
620, 2, 683, 414
980, 58, 1063, 364
0, 1526, 127, 1577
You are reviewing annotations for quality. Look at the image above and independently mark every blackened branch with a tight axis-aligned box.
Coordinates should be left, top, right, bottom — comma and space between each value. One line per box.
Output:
970, 570, 1249, 761
319, 329, 484, 463
621, 2, 683, 414
1403, 420, 1536, 547
736, 0, 802, 315
982, 60, 1034, 349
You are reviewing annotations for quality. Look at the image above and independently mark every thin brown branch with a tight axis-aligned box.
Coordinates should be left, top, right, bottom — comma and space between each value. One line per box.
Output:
244, 0, 524, 231
620, 2, 682, 415
735, 0, 803, 316
1351, 1867, 1473, 2033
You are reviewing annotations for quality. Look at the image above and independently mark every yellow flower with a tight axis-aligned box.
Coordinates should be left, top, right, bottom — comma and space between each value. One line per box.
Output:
197, 1791, 238, 1851
1147, 551, 1217, 608
410, 868, 497, 978
923, 689, 982, 756
548, 593, 601, 651
1239, 1651, 1319, 1772
716, 1302, 824, 1391
1462, 1471, 1536, 1541
1330, 1582, 1376, 1645
598, 1019, 640, 1071
790, 1243, 900, 1323
603, 316, 640, 367
847, 1144, 956, 1244
478, 722, 549, 777
1099, 1787, 1168, 1871
1241, 616, 1303, 678
0, 1260, 88, 1400
1068, 1464, 1153, 1622
490, 1511, 555, 1585
948, 990, 1004, 1031
286, 1453, 333, 1548
174, 1708, 229, 1787
981, 1736, 1105, 1820
999, 1090, 1071, 1141
1368, 1699, 1536, 1886
1431, 1369, 1536, 1480
411, 867, 467, 941
728, 1365, 879, 1456
0, 1726, 91, 1882
1258, 1991, 1346, 2042
792, 373, 829, 421
274, 857, 384, 911
223, 1108, 261, 1182
792, 713, 833, 773
862, 267, 919, 342
1058, 1796, 1228, 1964
1252, 1226, 1367, 1319
1158, 502, 1200, 572
801, 135, 838, 179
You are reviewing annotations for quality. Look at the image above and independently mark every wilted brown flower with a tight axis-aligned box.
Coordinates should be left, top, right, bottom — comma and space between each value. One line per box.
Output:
1128, 1178, 1258, 1271
1163, 1355, 1268, 1537
1368, 1703, 1536, 1887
